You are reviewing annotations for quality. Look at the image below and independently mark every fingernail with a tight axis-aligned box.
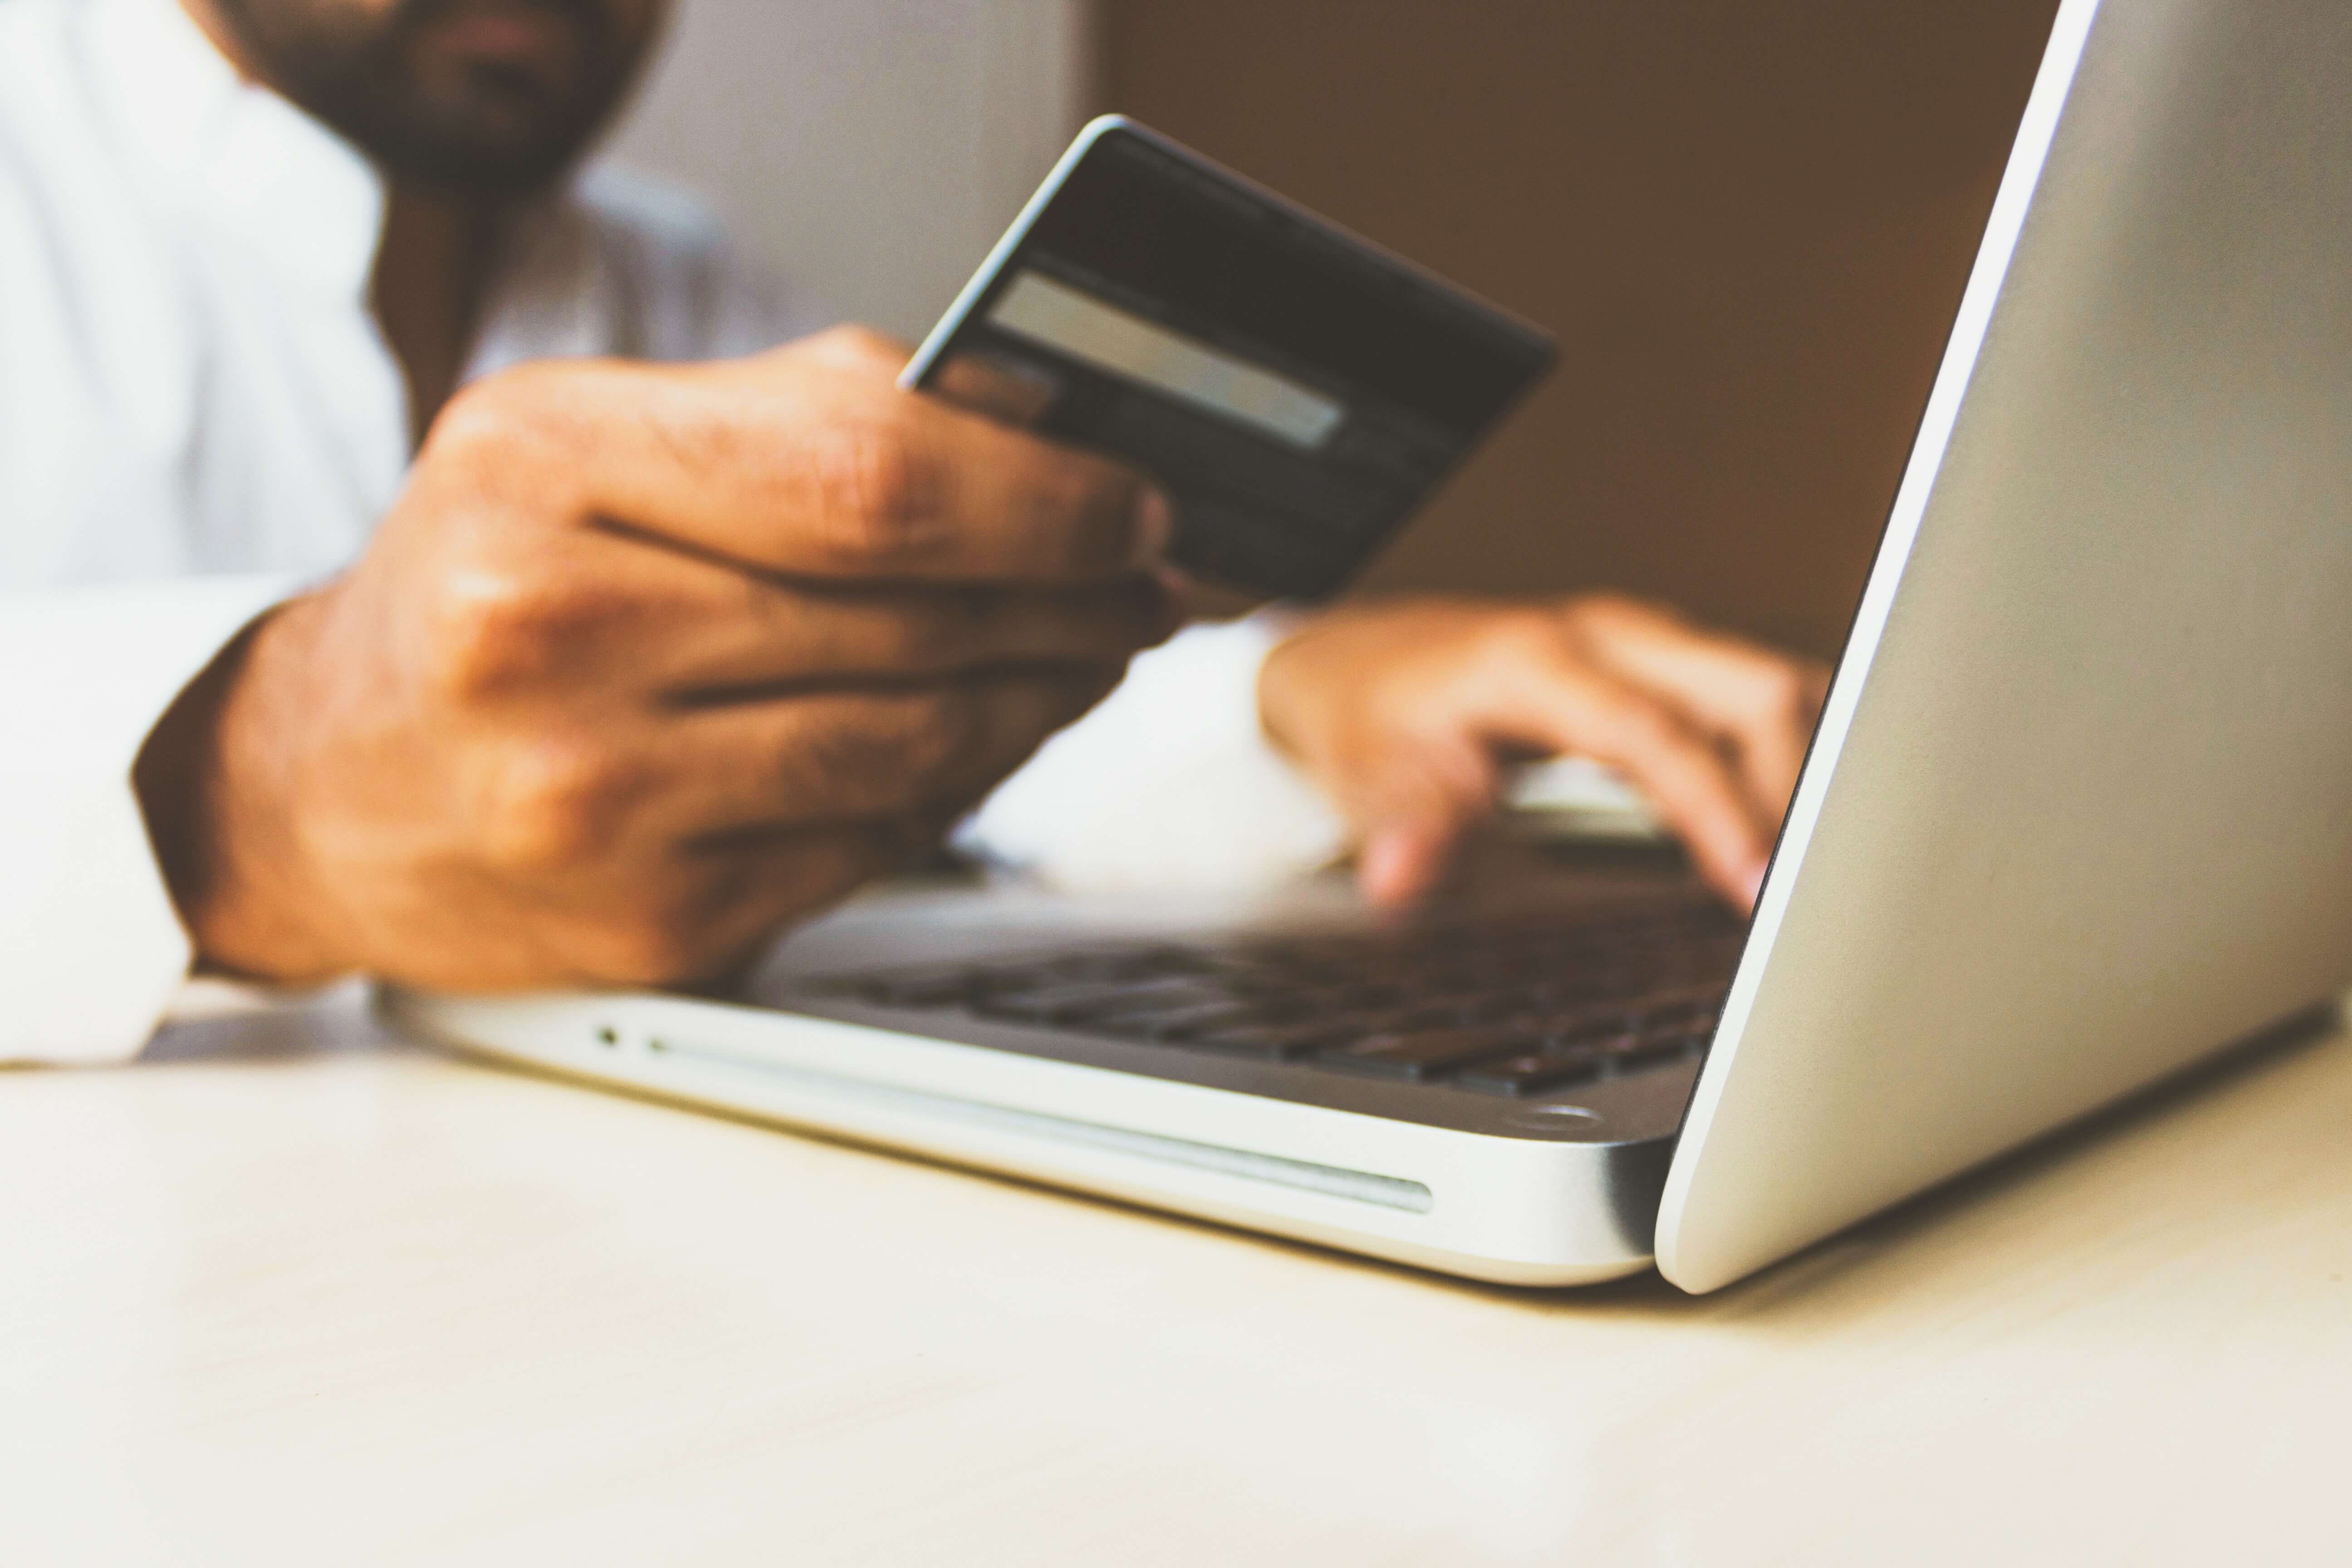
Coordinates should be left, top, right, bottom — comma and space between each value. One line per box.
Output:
1151, 561, 1198, 597
1151, 560, 1202, 616
1361, 829, 1436, 908
1742, 862, 1769, 908
1362, 832, 1412, 899
1131, 487, 1176, 565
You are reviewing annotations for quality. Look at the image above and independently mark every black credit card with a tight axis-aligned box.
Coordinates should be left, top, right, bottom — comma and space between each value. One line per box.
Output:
901, 116, 1556, 600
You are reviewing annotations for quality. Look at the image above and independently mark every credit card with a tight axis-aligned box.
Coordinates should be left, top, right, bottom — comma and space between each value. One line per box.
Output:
902, 116, 1556, 599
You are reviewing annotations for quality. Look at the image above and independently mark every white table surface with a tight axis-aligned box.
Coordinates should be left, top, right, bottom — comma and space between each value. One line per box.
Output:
5, 986, 2347, 1566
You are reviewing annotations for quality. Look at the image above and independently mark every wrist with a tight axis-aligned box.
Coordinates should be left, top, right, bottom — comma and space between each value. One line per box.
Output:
134, 599, 353, 984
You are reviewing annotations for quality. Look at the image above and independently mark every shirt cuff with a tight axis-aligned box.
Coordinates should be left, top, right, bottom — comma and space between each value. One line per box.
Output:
955, 609, 1352, 893
0, 576, 298, 1064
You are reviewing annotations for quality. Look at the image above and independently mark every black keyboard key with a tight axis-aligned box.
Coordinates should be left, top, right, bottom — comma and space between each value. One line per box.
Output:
1064, 975, 1242, 1016
1587, 1026, 1678, 1056
1313, 1028, 1530, 1082
1605, 1042, 1698, 1074
1032, 947, 1197, 983
1436, 987, 1539, 1023
1093, 1000, 1267, 1042
1291, 993, 1460, 1034
1453, 1053, 1604, 1096
1526, 979, 1629, 1010
1184, 1016, 1377, 1059
971, 981, 1148, 1025
1323, 984, 1413, 1011
1511, 1012, 1640, 1049
1634, 986, 1718, 1013
1637, 1004, 1719, 1040
853, 967, 988, 1008
1203, 972, 1309, 1002
1533, 1028, 1636, 1061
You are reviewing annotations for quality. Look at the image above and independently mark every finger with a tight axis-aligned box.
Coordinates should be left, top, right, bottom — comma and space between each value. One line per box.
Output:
1569, 598, 1817, 809
833, 378, 1176, 579
1358, 823, 1455, 910
1564, 598, 1828, 827
657, 576, 1174, 705
457, 332, 1174, 582
794, 324, 916, 373
555, 527, 1176, 700
648, 670, 1120, 836
1473, 650, 1774, 909
1313, 720, 1502, 910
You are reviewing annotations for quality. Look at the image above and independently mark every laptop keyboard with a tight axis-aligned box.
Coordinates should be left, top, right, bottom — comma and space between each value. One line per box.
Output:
800, 899, 1744, 1098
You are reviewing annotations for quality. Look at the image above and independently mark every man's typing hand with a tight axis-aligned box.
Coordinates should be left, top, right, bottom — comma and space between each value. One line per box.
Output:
1257, 595, 1829, 911
136, 327, 1177, 990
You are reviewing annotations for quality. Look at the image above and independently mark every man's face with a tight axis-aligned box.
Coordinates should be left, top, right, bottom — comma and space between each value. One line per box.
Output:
202, 0, 667, 194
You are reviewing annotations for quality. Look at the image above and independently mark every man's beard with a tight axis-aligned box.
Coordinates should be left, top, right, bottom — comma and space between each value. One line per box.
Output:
209, 0, 645, 196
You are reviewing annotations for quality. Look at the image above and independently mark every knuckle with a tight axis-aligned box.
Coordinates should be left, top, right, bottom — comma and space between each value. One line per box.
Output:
421, 568, 591, 704
1482, 611, 1567, 673
811, 323, 904, 369
1592, 691, 1679, 759
421, 366, 558, 471
422, 577, 541, 705
1753, 661, 1811, 722
417, 364, 611, 521
417, 376, 518, 465
472, 738, 636, 875
1565, 590, 1649, 623
809, 416, 947, 567
1557, 592, 1652, 642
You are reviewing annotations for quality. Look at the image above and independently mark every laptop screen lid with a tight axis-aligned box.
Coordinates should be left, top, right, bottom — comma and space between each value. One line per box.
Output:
1657, 0, 2352, 1292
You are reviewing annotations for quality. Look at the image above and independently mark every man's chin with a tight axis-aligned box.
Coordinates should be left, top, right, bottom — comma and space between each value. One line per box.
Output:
375, 137, 583, 196
329, 90, 605, 195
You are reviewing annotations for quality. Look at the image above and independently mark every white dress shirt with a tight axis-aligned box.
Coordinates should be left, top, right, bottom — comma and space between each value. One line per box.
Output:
0, 0, 1345, 1064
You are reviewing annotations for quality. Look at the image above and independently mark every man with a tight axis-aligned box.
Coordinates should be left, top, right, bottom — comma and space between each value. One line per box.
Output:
0, 0, 1827, 1064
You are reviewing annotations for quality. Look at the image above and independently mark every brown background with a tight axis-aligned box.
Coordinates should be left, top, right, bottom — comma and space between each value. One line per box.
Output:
1096, 0, 2061, 656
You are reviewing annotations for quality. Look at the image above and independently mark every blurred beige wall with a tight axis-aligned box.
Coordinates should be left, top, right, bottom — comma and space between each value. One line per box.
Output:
1099, 0, 2060, 654
603, 1, 2063, 656
602, 0, 1092, 338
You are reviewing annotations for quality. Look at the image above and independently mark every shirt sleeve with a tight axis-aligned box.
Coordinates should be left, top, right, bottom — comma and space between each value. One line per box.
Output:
0, 576, 295, 1064
955, 611, 1353, 893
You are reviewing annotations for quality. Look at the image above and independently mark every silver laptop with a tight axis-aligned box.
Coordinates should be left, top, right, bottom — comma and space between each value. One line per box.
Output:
387, 0, 2352, 1294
